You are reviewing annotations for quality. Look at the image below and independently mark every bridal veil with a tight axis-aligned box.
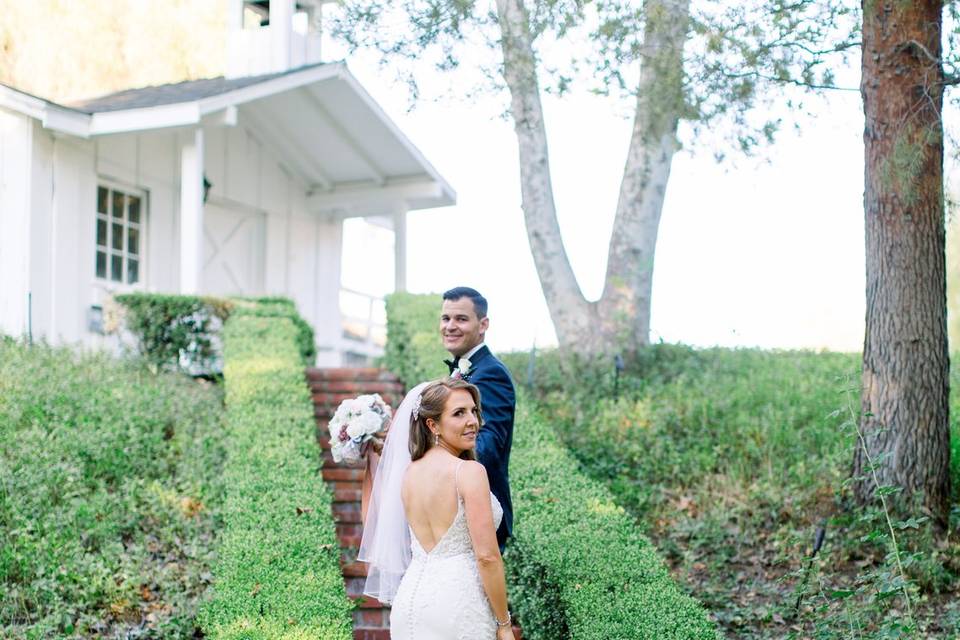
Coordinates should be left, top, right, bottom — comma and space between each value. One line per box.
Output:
357, 381, 428, 604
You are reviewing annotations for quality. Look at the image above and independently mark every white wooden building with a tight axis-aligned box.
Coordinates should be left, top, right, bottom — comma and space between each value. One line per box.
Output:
0, 0, 454, 365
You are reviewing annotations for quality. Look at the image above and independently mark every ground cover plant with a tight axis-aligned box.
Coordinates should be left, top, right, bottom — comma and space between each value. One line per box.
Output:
504, 346, 960, 638
197, 307, 352, 640
0, 337, 226, 638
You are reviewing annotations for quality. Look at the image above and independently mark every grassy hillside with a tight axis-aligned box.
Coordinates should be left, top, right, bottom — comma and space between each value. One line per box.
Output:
504, 345, 960, 638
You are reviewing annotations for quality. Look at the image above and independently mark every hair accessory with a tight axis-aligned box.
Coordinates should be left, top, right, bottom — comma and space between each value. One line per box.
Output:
412, 393, 423, 421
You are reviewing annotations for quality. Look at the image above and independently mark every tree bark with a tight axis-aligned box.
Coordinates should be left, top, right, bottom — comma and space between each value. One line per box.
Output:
855, 0, 951, 527
598, 0, 690, 348
496, 0, 690, 352
495, 0, 596, 349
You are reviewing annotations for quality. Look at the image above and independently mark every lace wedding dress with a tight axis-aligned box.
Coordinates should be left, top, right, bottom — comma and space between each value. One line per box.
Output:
390, 464, 504, 639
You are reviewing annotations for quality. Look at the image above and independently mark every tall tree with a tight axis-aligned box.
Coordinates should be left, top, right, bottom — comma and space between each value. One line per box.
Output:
332, 1, 857, 353
854, 0, 951, 526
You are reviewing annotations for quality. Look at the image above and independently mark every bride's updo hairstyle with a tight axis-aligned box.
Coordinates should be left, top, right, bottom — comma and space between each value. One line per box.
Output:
409, 378, 482, 462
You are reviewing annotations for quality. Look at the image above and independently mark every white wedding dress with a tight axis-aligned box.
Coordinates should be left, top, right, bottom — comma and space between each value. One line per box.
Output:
390, 464, 504, 639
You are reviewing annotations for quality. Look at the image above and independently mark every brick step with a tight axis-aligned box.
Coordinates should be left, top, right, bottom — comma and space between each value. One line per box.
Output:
333, 502, 362, 523
307, 380, 404, 395
306, 367, 400, 382
332, 482, 362, 503
341, 560, 368, 577
323, 467, 365, 482
353, 629, 390, 640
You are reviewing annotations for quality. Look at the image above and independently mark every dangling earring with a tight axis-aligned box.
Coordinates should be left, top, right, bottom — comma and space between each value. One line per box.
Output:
434, 432, 439, 446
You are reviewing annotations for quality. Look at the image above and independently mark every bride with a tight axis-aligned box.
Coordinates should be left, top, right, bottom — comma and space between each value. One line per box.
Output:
358, 378, 514, 640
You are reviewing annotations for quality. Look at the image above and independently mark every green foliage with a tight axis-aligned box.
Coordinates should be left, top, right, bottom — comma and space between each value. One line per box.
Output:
198, 312, 351, 640
382, 292, 447, 388
231, 297, 317, 366
331, 1, 859, 155
0, 340, 226, 638
114, 292, 233, 374
505, 402, 721, 640
511, 346, 960, 637
115, 294, 317, 373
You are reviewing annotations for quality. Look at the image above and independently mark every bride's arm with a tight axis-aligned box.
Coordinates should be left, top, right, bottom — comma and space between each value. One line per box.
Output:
460, 461, 511, 628
360, 450, 380, 525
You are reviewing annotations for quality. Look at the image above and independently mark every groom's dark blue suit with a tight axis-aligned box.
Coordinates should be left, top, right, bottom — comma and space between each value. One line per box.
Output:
449, 345, 515, 550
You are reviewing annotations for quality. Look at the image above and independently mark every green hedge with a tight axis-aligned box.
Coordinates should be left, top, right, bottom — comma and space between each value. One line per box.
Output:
0, 340, 225, 637
198, 312, 351, 639
383, 292, 447, 387
115, 294, 316, 373
505, 402, 720, 640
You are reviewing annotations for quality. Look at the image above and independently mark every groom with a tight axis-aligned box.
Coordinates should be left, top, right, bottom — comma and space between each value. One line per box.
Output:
440, 286, 515, 551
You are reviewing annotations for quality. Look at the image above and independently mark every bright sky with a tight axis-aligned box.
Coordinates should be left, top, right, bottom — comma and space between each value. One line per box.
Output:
333, 31, 868, 355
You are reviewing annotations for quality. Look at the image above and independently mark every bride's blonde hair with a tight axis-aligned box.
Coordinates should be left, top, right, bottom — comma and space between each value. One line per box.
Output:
409, 378, 482, 461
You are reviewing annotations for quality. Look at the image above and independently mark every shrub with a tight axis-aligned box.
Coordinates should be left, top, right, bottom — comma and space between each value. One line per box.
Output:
382, 292, 447, 387
114, 292, 233, 374
198, 312, 351, 639
505, 402, 721, 640
0, 340, 226, 638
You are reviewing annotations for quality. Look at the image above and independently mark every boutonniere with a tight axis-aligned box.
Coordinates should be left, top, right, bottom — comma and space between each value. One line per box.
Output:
457, 358, 473, 379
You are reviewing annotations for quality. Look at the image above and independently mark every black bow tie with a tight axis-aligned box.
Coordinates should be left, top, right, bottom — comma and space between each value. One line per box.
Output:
444, 358, 459, 374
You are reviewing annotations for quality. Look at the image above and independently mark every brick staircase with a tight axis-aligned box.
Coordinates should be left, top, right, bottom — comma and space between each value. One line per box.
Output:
307, 367, 522, 640
308, 367, 405, 640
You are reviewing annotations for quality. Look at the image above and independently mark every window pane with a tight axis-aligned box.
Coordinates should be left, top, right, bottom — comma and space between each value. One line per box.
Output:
112, 191, 125, 219
127, 258, 139, 284
96, 218, 107, 247
127, 227, 139, 256
111, 254, 123, 282
96, 251, 107, 278
97, 187, 109, 214
112, 223, 123, 250
128, 196, 141, 224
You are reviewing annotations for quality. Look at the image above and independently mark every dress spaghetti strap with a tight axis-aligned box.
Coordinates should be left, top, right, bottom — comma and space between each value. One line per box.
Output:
454, 460, 464, 501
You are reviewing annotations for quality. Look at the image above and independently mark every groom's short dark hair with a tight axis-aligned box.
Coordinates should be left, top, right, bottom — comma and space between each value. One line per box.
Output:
443, 286, 488, 319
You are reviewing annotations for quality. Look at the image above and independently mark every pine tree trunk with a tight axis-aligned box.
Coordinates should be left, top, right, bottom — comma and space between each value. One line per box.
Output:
598, 0, 690, 350
855, 0, 950, 526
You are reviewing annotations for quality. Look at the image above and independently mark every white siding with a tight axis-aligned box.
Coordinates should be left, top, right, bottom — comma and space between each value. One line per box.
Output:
0, 110, 34, 338
4, 117, 345, 363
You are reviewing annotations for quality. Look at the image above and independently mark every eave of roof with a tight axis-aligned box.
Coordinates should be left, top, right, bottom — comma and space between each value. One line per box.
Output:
0, 62, 455, 211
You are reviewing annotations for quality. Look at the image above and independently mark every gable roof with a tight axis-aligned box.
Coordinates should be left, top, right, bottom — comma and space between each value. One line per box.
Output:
68, 63, 326, 113
0, 62, 455, 213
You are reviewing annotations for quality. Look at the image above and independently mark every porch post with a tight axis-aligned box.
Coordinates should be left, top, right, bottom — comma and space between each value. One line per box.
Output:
179, 128, 205, 294
394, 205, 408, 293
271, 0, 294, 72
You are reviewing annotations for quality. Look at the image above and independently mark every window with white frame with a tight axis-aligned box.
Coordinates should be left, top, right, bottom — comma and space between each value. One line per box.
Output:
95, 184, 144, 285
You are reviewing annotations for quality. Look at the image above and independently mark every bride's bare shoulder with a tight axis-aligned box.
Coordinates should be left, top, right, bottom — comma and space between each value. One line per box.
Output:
457, 460, 489, 491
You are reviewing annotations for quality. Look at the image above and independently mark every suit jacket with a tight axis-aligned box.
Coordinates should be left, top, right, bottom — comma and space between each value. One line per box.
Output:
456, 344, 515, 549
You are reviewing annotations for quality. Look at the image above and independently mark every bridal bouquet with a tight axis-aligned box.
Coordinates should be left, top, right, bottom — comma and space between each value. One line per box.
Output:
328, 394, 393, 464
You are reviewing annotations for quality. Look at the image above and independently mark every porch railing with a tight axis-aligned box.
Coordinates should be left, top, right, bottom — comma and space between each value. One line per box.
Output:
339, 287, 387, 364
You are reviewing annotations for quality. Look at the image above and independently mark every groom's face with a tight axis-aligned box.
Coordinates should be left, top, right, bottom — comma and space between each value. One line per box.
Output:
440, 297, 488, 357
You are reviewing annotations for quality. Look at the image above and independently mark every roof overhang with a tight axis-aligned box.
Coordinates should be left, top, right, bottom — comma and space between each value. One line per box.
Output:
0, 63, 455, 213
